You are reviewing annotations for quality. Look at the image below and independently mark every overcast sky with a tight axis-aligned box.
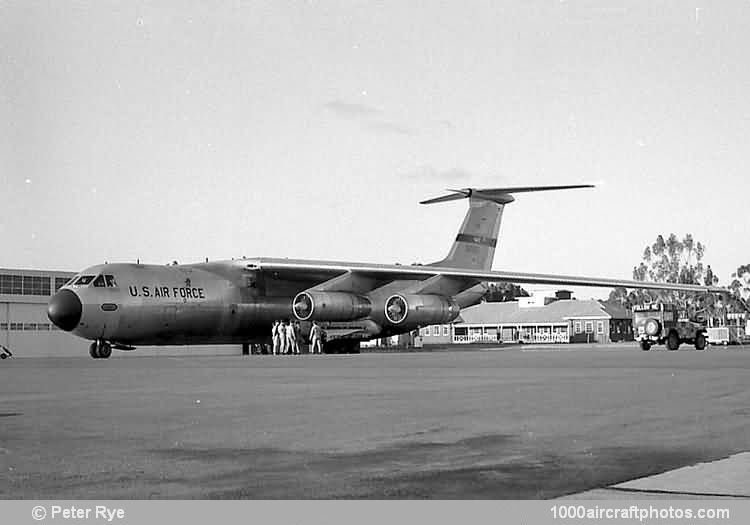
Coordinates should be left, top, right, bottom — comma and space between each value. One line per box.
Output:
2, 1, 748, 298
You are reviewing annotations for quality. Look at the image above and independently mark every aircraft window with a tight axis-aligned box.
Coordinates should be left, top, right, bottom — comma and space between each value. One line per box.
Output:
93, 275, 106, 287
105, 275, 117, 287
74, 275, 95, 286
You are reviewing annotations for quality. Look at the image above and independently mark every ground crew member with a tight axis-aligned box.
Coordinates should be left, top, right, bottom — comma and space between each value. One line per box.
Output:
286, 321, 299, 355
278, 321, 287, 354
286, 321, 297, 354
271, 321, 280, 355
310, 321, 323, 354
293, 322, 302, 354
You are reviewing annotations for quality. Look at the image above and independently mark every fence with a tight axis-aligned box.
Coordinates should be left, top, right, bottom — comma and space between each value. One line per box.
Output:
452, 334, 499, 344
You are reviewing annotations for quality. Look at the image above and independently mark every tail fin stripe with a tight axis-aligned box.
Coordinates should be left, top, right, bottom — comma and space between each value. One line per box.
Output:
455, 234, 497, 247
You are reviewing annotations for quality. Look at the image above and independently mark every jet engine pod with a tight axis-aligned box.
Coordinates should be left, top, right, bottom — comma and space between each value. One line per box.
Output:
384, 294, 460, 326
292, 291, 372, 322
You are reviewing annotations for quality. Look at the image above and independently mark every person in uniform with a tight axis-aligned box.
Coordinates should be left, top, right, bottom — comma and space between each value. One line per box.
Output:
294, 322, 302, 354
310, 321, 323, 354
286, 320, 298, 355
271, 321, 280, 355
278, 321, 287, 354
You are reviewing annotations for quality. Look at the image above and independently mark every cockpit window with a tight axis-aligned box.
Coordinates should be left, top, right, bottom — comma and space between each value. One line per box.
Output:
105, 275, 117, 288
74, 275, 95, 286
93, 275, 106, 287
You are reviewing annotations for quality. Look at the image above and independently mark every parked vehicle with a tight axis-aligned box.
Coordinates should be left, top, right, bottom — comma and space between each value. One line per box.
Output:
633, 303, 707, 351
706, 326, 744, 345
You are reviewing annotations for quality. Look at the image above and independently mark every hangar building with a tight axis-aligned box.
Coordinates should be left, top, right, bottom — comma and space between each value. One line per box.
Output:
0, 267, 240, 358
1, 268, 79, 357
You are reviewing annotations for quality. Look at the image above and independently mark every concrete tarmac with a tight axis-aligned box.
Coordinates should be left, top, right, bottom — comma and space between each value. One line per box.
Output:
1, 344, 749, 499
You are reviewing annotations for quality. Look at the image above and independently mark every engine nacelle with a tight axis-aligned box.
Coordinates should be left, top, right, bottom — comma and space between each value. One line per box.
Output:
384, 294, 460, 326
293, 291, 372, 322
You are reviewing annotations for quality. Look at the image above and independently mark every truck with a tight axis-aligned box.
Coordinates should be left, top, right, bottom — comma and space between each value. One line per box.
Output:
632, 303, 707, 351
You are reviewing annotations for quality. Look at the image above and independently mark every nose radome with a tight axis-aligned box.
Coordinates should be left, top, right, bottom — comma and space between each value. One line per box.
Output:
47, 289, 82, 331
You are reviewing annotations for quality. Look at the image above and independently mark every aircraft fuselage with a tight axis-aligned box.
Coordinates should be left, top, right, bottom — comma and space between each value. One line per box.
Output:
49, 259, 421, 346
54, 261, 290, 345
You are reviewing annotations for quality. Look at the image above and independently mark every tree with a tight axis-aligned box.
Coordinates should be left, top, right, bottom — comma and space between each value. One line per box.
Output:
482, 282, 529, 303
633, 233, 712, 285
624, 233, 717, 314
728, 264, 750, 312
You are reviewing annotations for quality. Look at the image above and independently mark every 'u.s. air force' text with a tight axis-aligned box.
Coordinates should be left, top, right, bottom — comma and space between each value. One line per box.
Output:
128, 286, 205, 299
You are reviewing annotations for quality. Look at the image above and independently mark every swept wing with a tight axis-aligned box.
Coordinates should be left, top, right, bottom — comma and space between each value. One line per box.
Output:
256, 258, 725, 294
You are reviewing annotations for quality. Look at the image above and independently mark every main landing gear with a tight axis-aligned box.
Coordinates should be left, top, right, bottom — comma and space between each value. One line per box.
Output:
89, 339, 112, 359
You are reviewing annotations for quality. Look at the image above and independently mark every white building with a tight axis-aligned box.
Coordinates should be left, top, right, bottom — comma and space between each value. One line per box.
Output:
419, 291, 634, 346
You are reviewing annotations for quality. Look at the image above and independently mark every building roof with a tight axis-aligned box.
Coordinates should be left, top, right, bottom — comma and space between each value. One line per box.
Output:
456, 299, 631, 326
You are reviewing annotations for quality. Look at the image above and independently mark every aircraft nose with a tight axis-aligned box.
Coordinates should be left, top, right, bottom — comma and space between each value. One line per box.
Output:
47, 289, 82, 331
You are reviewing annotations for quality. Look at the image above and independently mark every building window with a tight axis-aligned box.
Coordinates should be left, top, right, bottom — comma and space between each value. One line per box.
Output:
24, 323, 37, 331
0, 275, 23, 295
443, 325, 449, 336
21, 275, 51, 296
37, 323, 50, 330
585, 321, 593, 333
574, 321, 582, 334
0, 274, 53, 295
597, 321, 604, 335
10, 323, 22, 330
0, 323, 6, 330
422, 327, 430, 336
432, 325, 440, 336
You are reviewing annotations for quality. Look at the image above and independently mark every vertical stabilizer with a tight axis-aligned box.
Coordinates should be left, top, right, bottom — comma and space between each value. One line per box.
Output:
422, 184, 594, 271
432, 197, 506, 270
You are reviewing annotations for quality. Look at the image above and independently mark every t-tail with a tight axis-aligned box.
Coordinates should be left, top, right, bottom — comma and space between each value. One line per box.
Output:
422, 184, 594, 271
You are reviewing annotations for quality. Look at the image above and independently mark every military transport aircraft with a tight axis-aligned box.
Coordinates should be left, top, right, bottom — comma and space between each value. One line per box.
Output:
47, 185, 723, 358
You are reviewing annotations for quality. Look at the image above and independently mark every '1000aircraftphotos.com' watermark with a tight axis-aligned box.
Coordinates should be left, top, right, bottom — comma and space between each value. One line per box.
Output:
31, 505, 124, 522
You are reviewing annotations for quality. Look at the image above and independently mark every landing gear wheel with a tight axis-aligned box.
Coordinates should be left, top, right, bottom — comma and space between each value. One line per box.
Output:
89, 340, 111, 359
640, 340, 651, 351
695, 332, 707, 351
98, 341, 112, 359
667, 332, 680, 351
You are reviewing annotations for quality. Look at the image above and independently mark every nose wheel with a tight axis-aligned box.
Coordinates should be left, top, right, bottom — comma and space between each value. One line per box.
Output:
89, 340, 112, 359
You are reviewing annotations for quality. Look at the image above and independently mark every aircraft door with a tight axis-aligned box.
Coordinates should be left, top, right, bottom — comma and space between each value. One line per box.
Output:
101, 306, 122, 340
163, 305, 177, 331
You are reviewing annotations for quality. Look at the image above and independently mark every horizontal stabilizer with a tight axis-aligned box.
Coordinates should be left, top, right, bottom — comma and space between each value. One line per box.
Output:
420, 184, 594, 205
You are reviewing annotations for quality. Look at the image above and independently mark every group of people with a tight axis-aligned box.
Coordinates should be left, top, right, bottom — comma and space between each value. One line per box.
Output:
271, 320, 325, 355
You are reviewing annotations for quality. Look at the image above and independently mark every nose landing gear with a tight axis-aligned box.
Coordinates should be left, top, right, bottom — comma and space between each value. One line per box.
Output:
89, 339, 112, 359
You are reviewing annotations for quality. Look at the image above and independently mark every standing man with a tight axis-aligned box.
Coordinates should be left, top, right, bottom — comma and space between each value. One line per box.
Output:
271, 320, 280, 355
294, 322, 303, 354
278, 321, 288, 354
310, 321, 323, 354
286, 320, 298, 355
